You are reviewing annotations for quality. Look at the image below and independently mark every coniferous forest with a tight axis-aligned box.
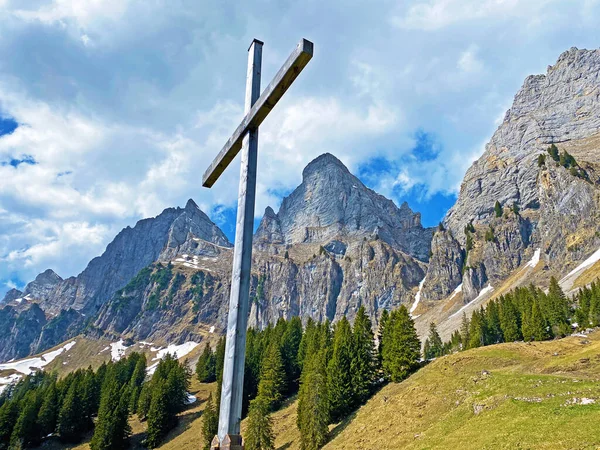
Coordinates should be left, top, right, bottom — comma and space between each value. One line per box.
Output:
197, 305, 421, 450
0, 352, 191, 450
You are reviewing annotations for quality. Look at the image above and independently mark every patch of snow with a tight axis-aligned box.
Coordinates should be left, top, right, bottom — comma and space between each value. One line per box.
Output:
209, 326, 215, 334
146, 361, 159, 375
185, 392, 197, 404
449, 283, 463, 301
152, 342, 199, 361
410, 276, 427, 315
99, 346, 110, 354
565, 247, 600, 279
526, 248, 541, 269
571, 332, 588, 338
110, 340, 129, 362
0, 341, 76, 375
14, 298, 23, 304
23, 294, 32, 300
139, 341, 153, 347
450, 284, 495, 318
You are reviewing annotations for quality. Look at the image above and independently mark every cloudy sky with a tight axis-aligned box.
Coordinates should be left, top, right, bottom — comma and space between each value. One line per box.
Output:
1, 0, 599, 297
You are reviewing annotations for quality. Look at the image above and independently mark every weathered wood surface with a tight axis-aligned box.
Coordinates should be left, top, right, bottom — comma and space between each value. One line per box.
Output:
217, 39, 262, 442
202, 38, 313, 187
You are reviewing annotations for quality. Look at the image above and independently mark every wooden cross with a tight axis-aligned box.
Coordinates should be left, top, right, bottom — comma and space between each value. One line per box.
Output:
203, 38, 313, 449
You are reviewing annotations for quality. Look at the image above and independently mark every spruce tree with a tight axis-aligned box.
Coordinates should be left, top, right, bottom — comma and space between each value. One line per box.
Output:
529, 300, 549, 341
297, 350, 329, 450
196, 343, 216, 383
0, 400, 18, 449
460, 313, 470, 350
257, 342, 285, 410
38, 382, 59, 438
381, 306, 421, 382
90, 375, 131, 450
494, 200, 503, 217
202, 393, 218, 450
327, 317, 354, 421
129, 355, 147, 414
468, 309, 487, 348
245, 395, 275, 450
424, 322, 443, 359
377, 309, 390, 364
280, 316, 303, 393
10, 391, 41, 448
57, 377, 85, 442
485, 301, 503, 344
499, 296, 521, 342
137, 382, 152, 420
215, 337, 226, 407
351, 306, 377, 404
146, 380, 170, 448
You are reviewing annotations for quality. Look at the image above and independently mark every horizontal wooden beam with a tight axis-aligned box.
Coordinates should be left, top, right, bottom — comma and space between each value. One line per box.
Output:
202, 38, 314, 188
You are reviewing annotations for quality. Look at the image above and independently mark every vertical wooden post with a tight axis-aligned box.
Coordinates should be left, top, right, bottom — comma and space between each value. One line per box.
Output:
213, 39, 263, 449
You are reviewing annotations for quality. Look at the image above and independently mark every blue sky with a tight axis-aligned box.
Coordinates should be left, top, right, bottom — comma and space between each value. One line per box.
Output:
1, 0, 600, 297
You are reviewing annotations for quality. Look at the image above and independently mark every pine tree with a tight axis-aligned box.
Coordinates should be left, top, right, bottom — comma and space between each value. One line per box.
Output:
460, 313, 470, 350
81, 368, 99, 423
215, 337, 226, 407
57, 377, 85, 442
530, 300, 548, 341
499, 296, 521, 342
297, 351, 329, 450
424, 322, 443, 359
257, 342, 285, 410
381, 306, 421, 382
298, 318, 316, 371
494, 200, 503, 218
245, 395, 275, 450
38, 382, 59, 438
129, 355, 147, 414
90, 375, 131, 450
0, 400, 18, 449
485, 301, 503, 344
146, 380, 170, 448
10, 391, 42, 448
351, 306, 376, 404
537, 153, 546, 167
547, 144, 559, 162
196, 343, 216, 383
468, 309, 487, 348
137, 382, 152, 420
377, 310, 390, 364
327, 317, 354, 421
280, 316, 303, 393
202, 393, 218, 450
547, 276, 570, 336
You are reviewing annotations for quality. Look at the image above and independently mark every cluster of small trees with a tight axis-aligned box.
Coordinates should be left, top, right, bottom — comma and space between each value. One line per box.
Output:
0, 352, 190, 450
198, 306, 421, 450
422, 277, 594, 360
542, 144, 588, 179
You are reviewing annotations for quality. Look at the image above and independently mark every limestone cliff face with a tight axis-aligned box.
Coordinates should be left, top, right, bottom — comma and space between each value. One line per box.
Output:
256, 153, 434, 262
424, 47, 600, 302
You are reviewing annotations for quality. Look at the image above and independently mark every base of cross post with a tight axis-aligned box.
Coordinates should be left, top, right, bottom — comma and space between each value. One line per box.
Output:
210, 434, 244, 450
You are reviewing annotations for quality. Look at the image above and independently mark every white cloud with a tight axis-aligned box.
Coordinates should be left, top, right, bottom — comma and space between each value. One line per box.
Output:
392, 0, 559, 30
0, 0, 599, 297
458, 45, 484, 73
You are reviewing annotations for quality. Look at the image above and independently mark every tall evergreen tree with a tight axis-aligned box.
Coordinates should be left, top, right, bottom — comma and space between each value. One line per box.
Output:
494, 200, 503, 217
57, 377, 86, 442
297, 351, 329, 450
129, 355, 147, 414
90, 375, 131, 450
377, 309, 390, 364
10, 391, 42, 448
257, 342, 285, 410
145, 380, 170, 448
202, 393, 218, 450
381, 306, 421, 382
468, 309, 487, 349
0, 400, 18, 450
351, 306, 377, 404
424, 322, 443, 359
196, 343, 216, 383
38, 382, 59, 438
245, 395, 275, 450
280, 316, 303, 393
327, 317, 354, 421
460, 313, 470, 350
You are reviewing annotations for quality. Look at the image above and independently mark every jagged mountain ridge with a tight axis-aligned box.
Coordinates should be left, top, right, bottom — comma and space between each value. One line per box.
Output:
0, 200, 230, 360
421, 47, 600, 306
4, 47, 600, 364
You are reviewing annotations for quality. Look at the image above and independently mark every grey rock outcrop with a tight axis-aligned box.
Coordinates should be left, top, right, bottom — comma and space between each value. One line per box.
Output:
23, 269, 62, 300
1, 288, 23, 303
423, 47, 600, 303
256, 153, 434, 262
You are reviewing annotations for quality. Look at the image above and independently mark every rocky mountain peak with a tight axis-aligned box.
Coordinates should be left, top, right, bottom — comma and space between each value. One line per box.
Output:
301, 152, 350, 180
23, 269, 62, 300
1, 288, 23, 303
257, 153, 433, 261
